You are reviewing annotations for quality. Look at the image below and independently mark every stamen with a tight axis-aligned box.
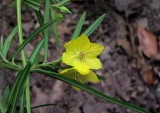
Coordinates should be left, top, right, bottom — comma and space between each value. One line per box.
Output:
80, 52, 85, 59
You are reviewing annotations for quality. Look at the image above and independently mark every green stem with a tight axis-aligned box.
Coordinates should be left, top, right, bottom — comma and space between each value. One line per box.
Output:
17, 0, 26, 66
17, 0, 31, 113
0, 52, 8, 62
30, 57, 62, 71
36, 57, 62, 68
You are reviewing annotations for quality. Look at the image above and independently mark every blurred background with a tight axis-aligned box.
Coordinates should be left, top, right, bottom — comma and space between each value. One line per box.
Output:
0, 0, 160, 113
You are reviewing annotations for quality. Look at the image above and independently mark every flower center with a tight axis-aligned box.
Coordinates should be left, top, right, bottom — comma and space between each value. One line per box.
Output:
79, 52, 85, 59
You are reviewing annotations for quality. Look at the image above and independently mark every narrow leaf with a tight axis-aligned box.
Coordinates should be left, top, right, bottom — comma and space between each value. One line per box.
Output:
32, 53, 42, 67
29, 10, 44, 64
29, 39, 43, 63
3, 26, 18, 57
51, 7, 61, 48
12, 19, 58, 62
59, 6, 71, 14
0, 61, 20, 70
71, 12, 86, 40
24, 0, 40, 11
34, 68, 151, 113
9, 63, 31, 113
4, 70, 22, 112
83, 14, 106, 36
2, 86, 10, 107
19, 90, 25, 113
44, 0, 50, 62
35, 10, 44, 26
0, 35, 3, 52
56, 0, 70, 7
0, 36, 4, 59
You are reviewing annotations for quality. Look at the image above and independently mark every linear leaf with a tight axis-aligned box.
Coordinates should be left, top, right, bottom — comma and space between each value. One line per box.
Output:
0, 36, 4, 59
29, 39, 43, 63
59, 6, 71, 14
29, 10, 45, 64
3, 26, 18, 57
56, 0, 70, 7
12, 19, 58, 62
4, 70, 21, 112
34, 68, 151, 113
82, 14, 106, 36
24, 0, 40, 11
9, 63, 31, 113
32, 53, 42, 67
19, 90, 25, 113
5, 63, 30, 111
2, 86, 10, 108
0, 35, 3, 52
0, 86, 9, 113
71, 12, 86, 40
0, 61, 20, 70
35, 10, 44, 26
44, 0, 50, 62
51, 7, 61, 48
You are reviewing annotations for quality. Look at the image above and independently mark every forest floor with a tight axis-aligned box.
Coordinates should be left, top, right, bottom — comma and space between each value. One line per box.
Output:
0, 0, 160, 113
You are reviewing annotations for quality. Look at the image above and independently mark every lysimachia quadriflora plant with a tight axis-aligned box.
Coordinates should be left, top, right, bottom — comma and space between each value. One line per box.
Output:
0, 0, 151, 113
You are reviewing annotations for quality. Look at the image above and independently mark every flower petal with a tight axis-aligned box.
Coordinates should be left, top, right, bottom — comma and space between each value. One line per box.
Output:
84, 71, 99, 83
62, 52, 77, 66
64, 34, 90, 53
60, 68, 99, 90
85, 43, 104, 58
84, 58, 102, 69
60, 68, 77, 80
60, 68, 75, 75
74, 59, 90, 75
75, 67, 90, 75
60, 68, 99, 83
60, 68, 86, 83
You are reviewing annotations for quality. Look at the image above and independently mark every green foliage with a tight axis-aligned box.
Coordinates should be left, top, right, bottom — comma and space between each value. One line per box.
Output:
33, 68, 150, 113
9, 63, 31, 113
0, 27, 17, 60
29, 40, 43, 64
0, 60, 20, 70
0, 63, 31, 113
9, 0, 41, 10
0, 86, 10, 113
83, 14, 106, 36
59, 6, 71, 13
23, 0, 40, 11
71, 12, 86, 40
12, 19, 60, 63
51, 8, 61, 48
55, 0, 71, 7
3, 27, 18, 58
43, 0, 50, 62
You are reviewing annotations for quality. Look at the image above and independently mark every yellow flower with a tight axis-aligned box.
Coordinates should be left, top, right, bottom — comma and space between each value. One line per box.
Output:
60, 68, 99, 85
62, 34, 104, 75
